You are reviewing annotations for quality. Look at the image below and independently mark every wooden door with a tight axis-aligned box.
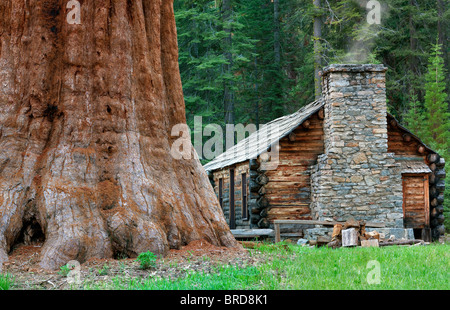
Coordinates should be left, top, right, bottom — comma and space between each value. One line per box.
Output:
402, 174, 430, 228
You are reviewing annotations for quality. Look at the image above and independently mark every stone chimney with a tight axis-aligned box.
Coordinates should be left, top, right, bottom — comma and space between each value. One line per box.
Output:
311, 64, 404, 227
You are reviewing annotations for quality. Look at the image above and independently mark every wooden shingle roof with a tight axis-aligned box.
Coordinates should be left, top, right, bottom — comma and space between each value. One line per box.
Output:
203, 99, 325, 172
400, 161, 432, 174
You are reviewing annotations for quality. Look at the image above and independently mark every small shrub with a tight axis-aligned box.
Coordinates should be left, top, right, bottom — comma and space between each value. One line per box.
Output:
0, 274, 14, 290
98, 264, 110, 276
136, 251, 157, 270
58, 264, 71, 277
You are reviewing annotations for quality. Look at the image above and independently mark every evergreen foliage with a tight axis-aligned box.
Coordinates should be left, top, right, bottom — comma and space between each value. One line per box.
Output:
174, 1, 449, 230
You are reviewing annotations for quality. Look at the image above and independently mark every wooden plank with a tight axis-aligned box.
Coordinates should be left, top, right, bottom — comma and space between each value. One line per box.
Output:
268, 215, 312, 221
274, 223, 281, 243
361, 239, 379, 247
273, 219, 385, 228
424, 174, 430, 227
231, 229, 274, 238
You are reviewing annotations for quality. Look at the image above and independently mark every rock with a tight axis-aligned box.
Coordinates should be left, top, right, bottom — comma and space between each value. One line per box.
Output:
352, 152, 368, 164
361, 239, 379, 247
297, 239, 309, 246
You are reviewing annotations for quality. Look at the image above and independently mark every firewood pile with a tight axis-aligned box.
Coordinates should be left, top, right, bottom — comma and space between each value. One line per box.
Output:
325, 218, 425, 249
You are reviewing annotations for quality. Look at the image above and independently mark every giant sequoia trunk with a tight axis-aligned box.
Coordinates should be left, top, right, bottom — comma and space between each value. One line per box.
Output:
0, 0, 237, 270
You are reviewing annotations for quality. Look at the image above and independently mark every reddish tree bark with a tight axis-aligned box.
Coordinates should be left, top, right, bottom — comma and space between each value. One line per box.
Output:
0, 0, 237, 270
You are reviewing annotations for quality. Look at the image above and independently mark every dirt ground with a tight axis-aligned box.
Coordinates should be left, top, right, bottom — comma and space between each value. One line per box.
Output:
1, 239, 259, 290
3, 234, 449, 290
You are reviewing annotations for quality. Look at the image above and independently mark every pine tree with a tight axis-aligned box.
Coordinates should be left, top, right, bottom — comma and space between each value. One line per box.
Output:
422, 42, 450, 232
423, 42, 450, 150
404, 92, 427, 140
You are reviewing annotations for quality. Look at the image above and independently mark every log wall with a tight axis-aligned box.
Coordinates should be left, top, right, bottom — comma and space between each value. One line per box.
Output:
264, 113, 324, 222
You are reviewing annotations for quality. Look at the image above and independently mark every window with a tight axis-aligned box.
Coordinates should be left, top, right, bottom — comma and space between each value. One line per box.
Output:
242, 173, 248, 220
218, 178, 223, 209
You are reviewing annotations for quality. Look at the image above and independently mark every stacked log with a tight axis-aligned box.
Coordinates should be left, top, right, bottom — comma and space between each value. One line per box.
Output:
326, 219, 425, 248
428, 155, 446, 240
248, 158, 270, 228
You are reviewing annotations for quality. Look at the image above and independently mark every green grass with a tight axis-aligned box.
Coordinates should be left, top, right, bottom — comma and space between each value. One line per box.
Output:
0, 274, 14, 290
83, 243, 450, 290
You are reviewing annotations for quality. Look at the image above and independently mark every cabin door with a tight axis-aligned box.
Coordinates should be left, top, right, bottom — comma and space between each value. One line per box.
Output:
402, 174, 430, 232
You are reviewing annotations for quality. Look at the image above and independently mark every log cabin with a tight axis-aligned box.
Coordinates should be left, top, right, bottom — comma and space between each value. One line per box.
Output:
204, 64, 446, 242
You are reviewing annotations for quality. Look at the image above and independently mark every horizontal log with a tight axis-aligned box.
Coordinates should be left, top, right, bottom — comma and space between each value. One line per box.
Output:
248, 198, 258, 209
302, 119, 311, 129
429, 173, 437, 185
427, 153, 440, 164
265, 201, 311, 207
256, 174, 269, 185
278, 142, 324, 151
268, 215, 313, 221
257, 165, 267, 174
249, 191, 260, 200
435, 205, 444, 214
389, 118, 398, 128
403, 134, 412, 142
249, 170, 259, 180
258, 218, 270, 229
257, 196, 269, 209
436, 225, 445, 235
379, 240, 423, 247
267, 207, 310, 217
436, 168, 446, 179
251, 207, 261, 215
258, 186, 267, 196
318, 108, 325, 120
251, 215, 261, 225
249, 159, 259, 170
429, 163, 437, 172
429, 187, 437, 199
431, 198, 438, 208
437, 214, 445, 224
437, 193, 444, 204
249, 179, 261, 192
436, 180, 445, 192
436, 157, 445, 168
288, 132, 296, 142
285, 135, 324, 143
260, 208, 269, 218
431, 208, 438, 219
264, 176, 310, 183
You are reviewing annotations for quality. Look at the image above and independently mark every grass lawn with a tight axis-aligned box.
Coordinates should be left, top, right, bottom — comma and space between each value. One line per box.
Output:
2, 243, 449, 290
86, 243, 449, 290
